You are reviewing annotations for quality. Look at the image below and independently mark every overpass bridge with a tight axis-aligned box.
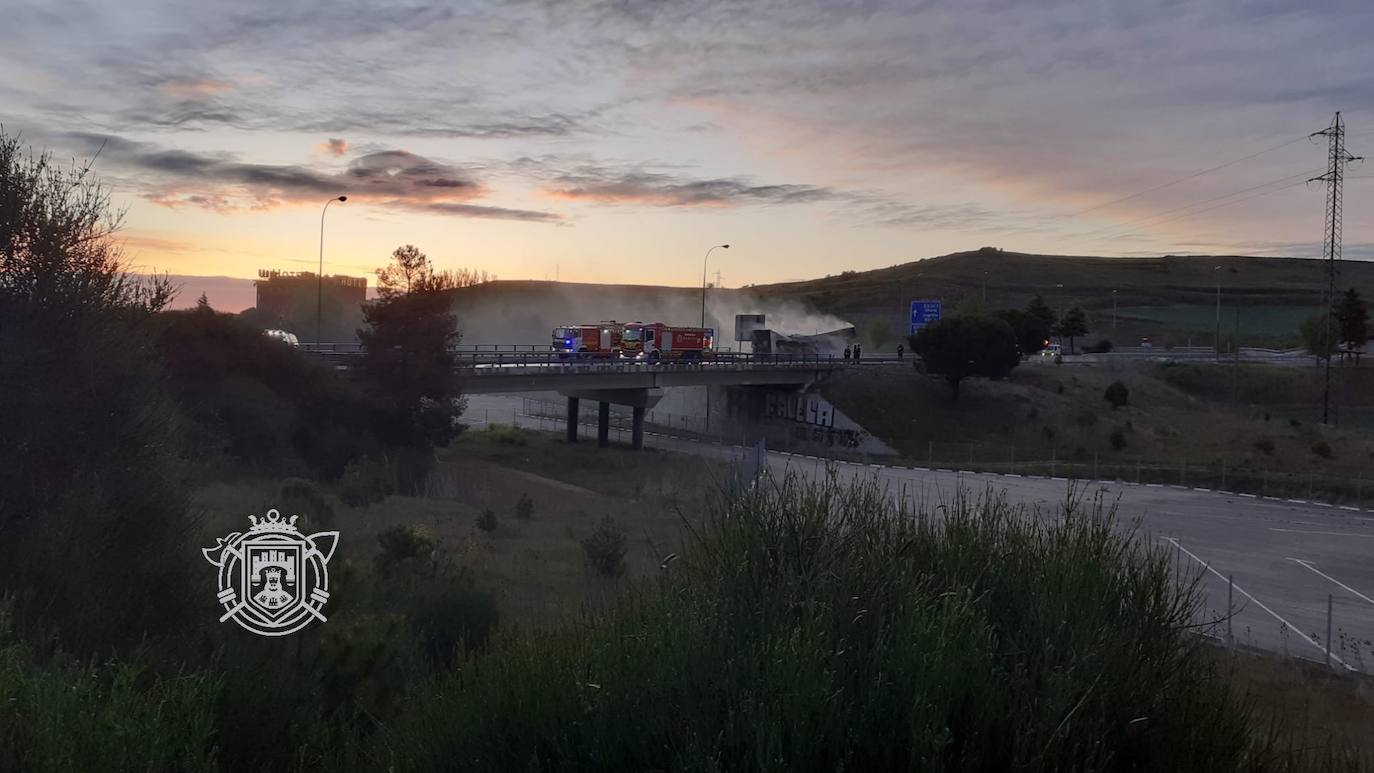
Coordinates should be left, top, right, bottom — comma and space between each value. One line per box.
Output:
301, 344, 848, 449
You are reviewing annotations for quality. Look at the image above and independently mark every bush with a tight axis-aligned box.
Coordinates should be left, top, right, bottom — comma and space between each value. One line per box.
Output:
581, 516, 628, 577
338, 456, 394, 508
403, 576, 500, 667
280, 477, 335, 529
1254, 436, 1276, 456
376, 525, 435, 578
154, 308, 384, 478
1083, 339, 1114, 353
1311, 440, 1334, 459
484, 424, 529, 446
1109, 427, 1128, 451
476, 508, 499, 533
1104, 380, 1130, 409
346, 477, 1279, 772
515, 493, 534, 520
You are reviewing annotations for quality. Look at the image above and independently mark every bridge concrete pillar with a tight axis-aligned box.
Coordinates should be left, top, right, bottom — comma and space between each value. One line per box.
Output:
565, 397, 579, 442
631, 406, 645, 450
597, 401, 611, 448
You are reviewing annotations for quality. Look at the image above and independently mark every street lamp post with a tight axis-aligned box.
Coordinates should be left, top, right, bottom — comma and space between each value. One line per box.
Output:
701, 244, 729, 328
1055, 283, 1065, 345
1214, 265, 1222, 361
1112, 289, 1118, 330
317, 196, 347, 344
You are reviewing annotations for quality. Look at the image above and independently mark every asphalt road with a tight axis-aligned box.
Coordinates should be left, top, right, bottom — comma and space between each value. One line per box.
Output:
467, 393, 1374, 672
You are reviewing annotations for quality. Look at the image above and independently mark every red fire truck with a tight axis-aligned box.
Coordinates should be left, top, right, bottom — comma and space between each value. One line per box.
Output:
551, 321, 624, 358
621, 322, 715, 360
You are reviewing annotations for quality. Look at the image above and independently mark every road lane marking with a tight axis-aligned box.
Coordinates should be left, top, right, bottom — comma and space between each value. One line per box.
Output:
1289, 559, 1374, 608
1162, 537, 1351, 669
1269, 528, 1374, 538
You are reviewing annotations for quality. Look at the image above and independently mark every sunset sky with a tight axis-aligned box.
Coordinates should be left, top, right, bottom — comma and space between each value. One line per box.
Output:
4, 0, 1373, 306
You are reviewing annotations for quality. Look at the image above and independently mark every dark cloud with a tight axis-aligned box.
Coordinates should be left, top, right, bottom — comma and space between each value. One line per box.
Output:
543, 166, 836, 207
520, 157, 1004, 229
61, 132, 559, 223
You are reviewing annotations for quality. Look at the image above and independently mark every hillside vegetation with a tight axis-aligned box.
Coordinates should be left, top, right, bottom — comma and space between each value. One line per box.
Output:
435, 249, 1374, 349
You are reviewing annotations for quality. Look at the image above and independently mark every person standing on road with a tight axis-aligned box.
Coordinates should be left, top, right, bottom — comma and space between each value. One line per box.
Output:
853, 343, 861, 362
843, 345, 851, 360
896, 343, 904, 359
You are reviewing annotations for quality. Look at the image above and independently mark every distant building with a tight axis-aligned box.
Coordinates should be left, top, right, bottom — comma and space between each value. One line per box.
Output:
252, 270, 367, 341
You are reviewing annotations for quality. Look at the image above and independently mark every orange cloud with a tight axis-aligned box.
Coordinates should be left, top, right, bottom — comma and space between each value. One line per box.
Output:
157, 78, 236, 101
319, 138, 348, 157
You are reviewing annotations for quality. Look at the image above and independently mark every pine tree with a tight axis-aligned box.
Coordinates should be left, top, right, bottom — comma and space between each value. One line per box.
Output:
1334, 287, 1369, 351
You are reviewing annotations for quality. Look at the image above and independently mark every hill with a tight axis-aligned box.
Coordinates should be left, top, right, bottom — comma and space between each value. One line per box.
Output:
442, 250, 1374, 349
749, 249, 1374, 348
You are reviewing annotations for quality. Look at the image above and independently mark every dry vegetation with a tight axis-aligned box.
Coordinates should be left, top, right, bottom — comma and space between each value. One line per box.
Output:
824, 359, 1374, 500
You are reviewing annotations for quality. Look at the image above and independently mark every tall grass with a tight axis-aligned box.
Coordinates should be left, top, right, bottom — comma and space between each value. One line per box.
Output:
337, 473, 1280, 772
0, 607, 220, 773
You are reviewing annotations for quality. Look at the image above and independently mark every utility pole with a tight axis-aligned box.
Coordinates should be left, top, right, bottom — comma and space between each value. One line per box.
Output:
1309, 112, 1362, 424
1112, 289, 1117, 330
1214, 265, 1222, 362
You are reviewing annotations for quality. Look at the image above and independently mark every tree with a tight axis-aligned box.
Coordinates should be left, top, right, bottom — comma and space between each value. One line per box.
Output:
1300, 313, 1339, 359
1025, 295, 1056, 333
377, 244, 434, 297
0, 129, 193, 648
1104, 380, 1129, 410
1058, 305, 1088, 354
1334, 287, 1369, 351
996, 307, 1051, 356
359, 245, 465, 465
909, 314, 1020, 401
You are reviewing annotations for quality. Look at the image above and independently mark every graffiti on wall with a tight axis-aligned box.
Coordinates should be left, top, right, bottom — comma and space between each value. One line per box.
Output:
789, 424, 870, 449
763, 392, 835, 428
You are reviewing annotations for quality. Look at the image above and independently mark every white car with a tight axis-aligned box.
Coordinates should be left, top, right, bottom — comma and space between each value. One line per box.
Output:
263, 329, 300, 348
1040, 343, 1062, 358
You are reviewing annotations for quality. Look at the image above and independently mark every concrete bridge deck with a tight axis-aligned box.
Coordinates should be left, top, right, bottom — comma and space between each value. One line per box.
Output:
301, 345, 851, 448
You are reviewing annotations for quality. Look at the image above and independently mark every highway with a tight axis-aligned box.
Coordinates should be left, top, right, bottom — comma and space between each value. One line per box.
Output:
467, 392, 1374, 672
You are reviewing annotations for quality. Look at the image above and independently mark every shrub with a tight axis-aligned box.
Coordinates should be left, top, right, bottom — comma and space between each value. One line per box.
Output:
280, 477, 335, 529
376, 525, 434, 578
581, 516, 628, 577
515, 493, 534, 520
1289, 417, 1302, 428
484, 423, 529, 446
403, 576, 500, 667
338, 456, 394, 508
1254, 436, 1276, 456
476, 508, 499, 533
1311, 440, 1334, 459
1110, 427, 1128, 451
1104, 380, 1130, 409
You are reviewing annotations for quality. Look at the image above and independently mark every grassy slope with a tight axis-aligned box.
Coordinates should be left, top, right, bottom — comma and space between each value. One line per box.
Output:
823, 360, 1374, 497
445, 250, 1374, 348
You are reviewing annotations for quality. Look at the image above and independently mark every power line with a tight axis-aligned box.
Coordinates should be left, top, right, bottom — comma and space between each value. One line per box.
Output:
1078, 167, 1323, 242
1102, 174, 1318, 241
1069, 134, 1308, 217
